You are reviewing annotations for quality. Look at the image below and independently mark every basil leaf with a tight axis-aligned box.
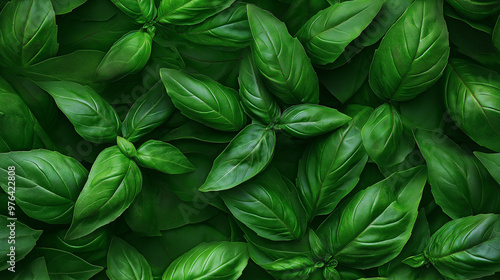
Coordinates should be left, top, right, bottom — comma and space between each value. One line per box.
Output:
13, 257, 50, 280
124, 170, 218, 235
37, 81, 121, 143
444, 58, 500, 153
0, 215, 42, 271
0, 78, 43, 152
276, 104, 351, 138
50, 0, 87, 15
494, 15, 500, 52
297, 107, 371, 220
199, 124, 276, 192
361, 103, 415, 167
162, 241, 249, 280
122, 81, 174, 142
158, 0, 236, 25
422, 214, 500, 279
175, 3, 251, 49
135, 140, 195, 174
111, 0, 157, 24
160, 121, 237, 143
474, 152, 500, 185
0, 0, 58, 68
447, 0, 500, 20
22, 50, 106, 85
107, 237, 153, 280
369, 0, 450, 101
66, 146, 143, 240
414, 128, 500, 219
221, 167, 306, 241
117, 136, 137, 159
317, 166, 428, 269
247, 4, 319, 105
0, 150, 88, 224
281, 0, 330, 35
238, 50, 281, 125
296, 0, 384, 65
96, 30, 153, 81
50, 228, 110, 254
160, 68, 247, 132
31, 247, 103, 280
260, 256, 317, 280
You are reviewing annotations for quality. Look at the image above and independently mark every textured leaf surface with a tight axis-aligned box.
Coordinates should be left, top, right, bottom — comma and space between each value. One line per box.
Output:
107, 237, 153, 280
135, 140, 195, 174
111, 0, 157, 23
158, 0, 236, 25
474, 152, 500, 185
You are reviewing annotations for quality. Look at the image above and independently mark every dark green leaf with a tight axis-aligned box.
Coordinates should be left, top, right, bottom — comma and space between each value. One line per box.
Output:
446, 0, 500, 20
157, 0, 236, 25
296, 0, 385, 65
247, 4, 319, 105
66, 146, 142, 240
317, 166, 428, 269
160, 121, 237, 143
474, 152, 500, 185
107, 237, 153, 280
37, 81, 120, 143
160, 68, 247, 132
122, 81, 175, 142
276, 104, 351, 138
50, 0, 87, 14
221, 167, 306, 241
494, 15, 500, 52
414, 128, 500, 219
238, 51, 281, 124
444, 58, 500, 152
0, 0, 58, 67
96, 30, 153, 81
369, 0, 450, 101
0, 215, 42, 271
199, 124, 276, 192
0, 150, 88, 224
361, 103, 415, 167
175, 3, 251, 48
162, 241, 249, 280
31, 248, 103, 280
135, 140, 195, 174
13, 257, 50, 280
111, 0, 157, 23
297, 107, 371, 220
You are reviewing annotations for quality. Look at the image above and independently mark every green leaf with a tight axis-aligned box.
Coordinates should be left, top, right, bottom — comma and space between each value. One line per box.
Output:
124, 170, 219, 235
0, 215, 42, 271
297, 107, 371, 220
162, 241, 249, 280
160, 121, 237, 143
221, 167, 306, 241
369, 0, 450, 101
199, 124, 276, 192
13, 257, 50, 280
317, 166, 428, 269
424, 214, 500, 279
158, 0, 236, 25
37, 81, 120, 143
444, 58, 500, 153
175, 3, 251, 49
260, 256, 317, 279
414, 128, 500, 219
474, 152, 500, 185
111, 0, 157, 23
117, 136, 137, 159
0, 78, 43, 152
361, 103, 415, 167
107, 237, 153, 280
160, 68, 247, 132
403, 253, 428, 268
247, 4, 319, 105
22, 50, 106, 84
66, 146, 143, 240
494, 15, 500, 52
0, 0, 58, 67
296, 0, 385, 65
276, 104, 351, 138
31, 247, 103, 280
96, 30, 153, 81
122, 81, 175, 142
0, 150, 88, 224
50, 0, 87, 15
238, 51, 281, 124
446, 0, 500, 20
135, 140, 195, 174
